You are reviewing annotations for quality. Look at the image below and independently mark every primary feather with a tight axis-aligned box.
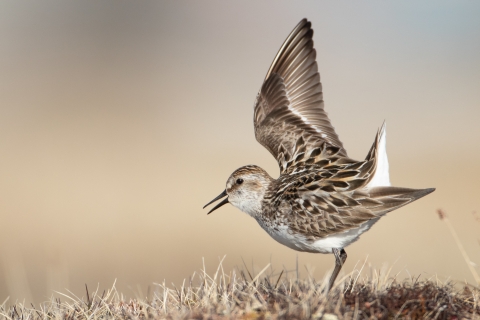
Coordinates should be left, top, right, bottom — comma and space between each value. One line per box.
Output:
254, 19, 347, 169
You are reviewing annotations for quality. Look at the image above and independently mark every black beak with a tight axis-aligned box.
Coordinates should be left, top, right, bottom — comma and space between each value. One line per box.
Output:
203, 190, 229, 214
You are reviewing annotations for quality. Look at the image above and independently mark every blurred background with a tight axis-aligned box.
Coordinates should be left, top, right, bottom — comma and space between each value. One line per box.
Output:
0, 0, 479, 304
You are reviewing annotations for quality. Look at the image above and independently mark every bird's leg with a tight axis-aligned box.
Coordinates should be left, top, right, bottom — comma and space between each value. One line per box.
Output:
327, 248, 347, 292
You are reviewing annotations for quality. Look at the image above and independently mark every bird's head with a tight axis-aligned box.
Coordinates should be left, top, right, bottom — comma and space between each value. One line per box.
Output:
203, 165, 273, 217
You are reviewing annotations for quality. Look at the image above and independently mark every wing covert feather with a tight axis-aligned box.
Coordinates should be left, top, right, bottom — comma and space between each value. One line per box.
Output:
282, 185, 435, 239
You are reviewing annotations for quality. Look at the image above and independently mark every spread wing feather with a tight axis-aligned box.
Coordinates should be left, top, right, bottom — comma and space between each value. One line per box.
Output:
254, 19, 346, 172
254, 19, 435, 240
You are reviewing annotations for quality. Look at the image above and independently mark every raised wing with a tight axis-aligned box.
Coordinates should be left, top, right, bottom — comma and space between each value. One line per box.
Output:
254, 19, 346, 172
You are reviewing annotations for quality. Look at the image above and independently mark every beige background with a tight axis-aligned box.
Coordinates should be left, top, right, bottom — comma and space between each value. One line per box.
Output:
0, 1, 479, 303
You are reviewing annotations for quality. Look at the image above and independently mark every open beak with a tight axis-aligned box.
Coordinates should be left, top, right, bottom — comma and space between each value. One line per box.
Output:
203, 190, 229, 214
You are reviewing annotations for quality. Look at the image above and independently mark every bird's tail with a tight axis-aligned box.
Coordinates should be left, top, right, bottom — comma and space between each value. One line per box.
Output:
364, 186, 436, 216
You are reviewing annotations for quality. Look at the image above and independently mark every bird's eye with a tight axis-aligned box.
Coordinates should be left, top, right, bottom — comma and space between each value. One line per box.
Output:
236, 178, 244, 185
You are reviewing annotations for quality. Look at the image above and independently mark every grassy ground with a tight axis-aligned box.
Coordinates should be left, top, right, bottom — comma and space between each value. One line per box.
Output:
1, 261, 479, 320
0, 211, 478, 319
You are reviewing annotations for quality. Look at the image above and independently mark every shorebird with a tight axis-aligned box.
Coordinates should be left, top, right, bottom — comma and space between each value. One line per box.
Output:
204, 19, 435, 291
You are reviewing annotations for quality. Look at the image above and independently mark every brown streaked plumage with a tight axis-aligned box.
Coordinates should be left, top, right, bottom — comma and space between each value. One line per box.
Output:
204, 19, 435, 291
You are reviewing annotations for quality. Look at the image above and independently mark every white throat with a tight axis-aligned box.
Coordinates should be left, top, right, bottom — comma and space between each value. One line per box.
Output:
229, 194, 263, 218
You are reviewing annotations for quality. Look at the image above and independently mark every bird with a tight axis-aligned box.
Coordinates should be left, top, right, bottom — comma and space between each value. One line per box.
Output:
203, 18, 435, 291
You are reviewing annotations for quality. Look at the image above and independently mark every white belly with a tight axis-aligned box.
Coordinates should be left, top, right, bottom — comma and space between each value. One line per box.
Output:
261, 218, 380, 254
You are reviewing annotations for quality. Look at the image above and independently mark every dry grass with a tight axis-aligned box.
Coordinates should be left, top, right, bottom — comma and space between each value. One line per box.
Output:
0, 260, 479, 320
437, 209, 480, 286
1, 210, 478, 319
